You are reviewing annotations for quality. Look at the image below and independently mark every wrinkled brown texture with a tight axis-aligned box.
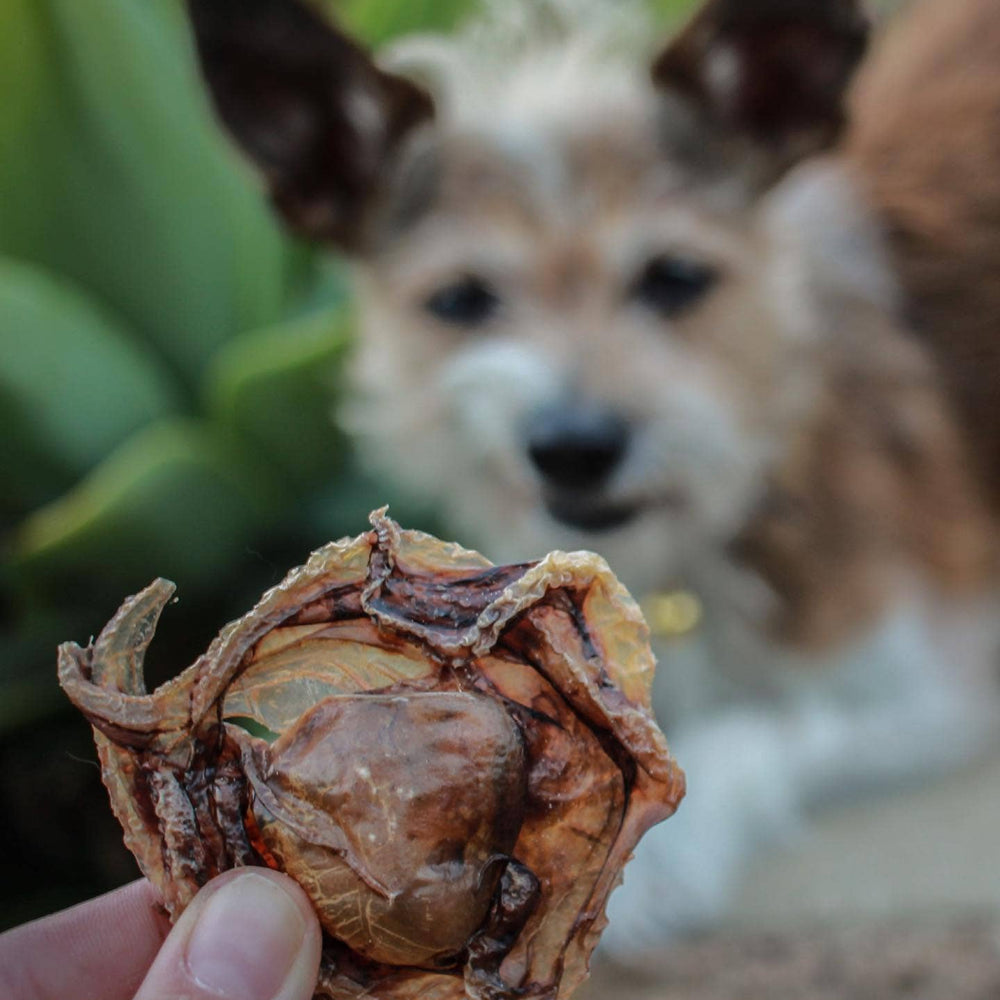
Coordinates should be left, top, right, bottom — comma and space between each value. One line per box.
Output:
58, 511, 684, 999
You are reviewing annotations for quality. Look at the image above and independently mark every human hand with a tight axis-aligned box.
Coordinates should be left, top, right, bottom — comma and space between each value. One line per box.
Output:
0, 868, 322, 1000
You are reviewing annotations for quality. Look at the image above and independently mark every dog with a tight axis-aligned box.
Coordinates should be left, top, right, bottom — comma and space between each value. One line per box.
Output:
187, 0, 1000, 955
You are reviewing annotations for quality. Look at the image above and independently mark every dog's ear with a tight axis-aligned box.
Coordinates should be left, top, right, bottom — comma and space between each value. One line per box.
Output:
653, 0, 868, 171
186, 0, 434, 249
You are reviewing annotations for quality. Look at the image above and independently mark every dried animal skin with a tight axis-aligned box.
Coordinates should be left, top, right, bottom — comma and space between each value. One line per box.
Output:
59, 511, 685, 999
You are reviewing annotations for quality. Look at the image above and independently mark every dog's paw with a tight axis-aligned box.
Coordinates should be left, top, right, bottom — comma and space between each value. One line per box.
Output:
600, 819, 733, 957
600, 711, 799, 958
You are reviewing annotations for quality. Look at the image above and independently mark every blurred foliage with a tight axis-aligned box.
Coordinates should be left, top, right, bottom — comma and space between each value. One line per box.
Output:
0, 0, 698, 925
339, 0, 478, 47
0, 0, 700, 729
338, 0, 697, 46
1, 0, 340, 760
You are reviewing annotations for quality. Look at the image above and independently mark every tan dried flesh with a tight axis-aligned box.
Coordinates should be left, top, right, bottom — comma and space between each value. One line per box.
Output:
58, 510, 684, 999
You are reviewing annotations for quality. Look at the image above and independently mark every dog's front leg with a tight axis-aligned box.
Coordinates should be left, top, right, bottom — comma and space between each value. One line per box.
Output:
601, 597, 1000, 956
601, 707, 798, 955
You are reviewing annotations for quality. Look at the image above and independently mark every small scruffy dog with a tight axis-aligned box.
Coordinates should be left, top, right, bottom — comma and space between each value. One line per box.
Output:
189, 0, 1000, 954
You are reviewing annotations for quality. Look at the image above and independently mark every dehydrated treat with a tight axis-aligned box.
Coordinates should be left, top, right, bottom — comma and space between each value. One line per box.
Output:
59, 510, 684, 999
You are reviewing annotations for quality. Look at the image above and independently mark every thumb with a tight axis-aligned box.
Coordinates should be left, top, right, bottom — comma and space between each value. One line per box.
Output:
134, 868, 322, 1000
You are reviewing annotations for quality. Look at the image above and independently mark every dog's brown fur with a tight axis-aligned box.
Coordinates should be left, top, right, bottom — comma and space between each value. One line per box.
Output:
848, 0, 1000, 505
187, 0, 997, 650
734, 304, 993, 648
186, 0, 1000, 949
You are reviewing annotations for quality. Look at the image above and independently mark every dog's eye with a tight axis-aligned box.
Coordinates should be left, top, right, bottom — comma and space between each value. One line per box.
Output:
424, 277, 499, 327
631, 255, 717, 318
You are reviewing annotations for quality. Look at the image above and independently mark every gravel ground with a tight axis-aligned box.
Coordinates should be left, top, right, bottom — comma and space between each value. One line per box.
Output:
579, 918, 1000, 1000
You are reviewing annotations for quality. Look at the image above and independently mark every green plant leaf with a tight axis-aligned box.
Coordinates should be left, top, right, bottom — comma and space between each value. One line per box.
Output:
0, 633, 71, 732
337, 0, 476, 47
649, 0, 698, 27
205, 305, 354, 494
0, 257, 178, 519
334, 0, 697, 49
0, 0, 300, 387
12, 418, 278, 598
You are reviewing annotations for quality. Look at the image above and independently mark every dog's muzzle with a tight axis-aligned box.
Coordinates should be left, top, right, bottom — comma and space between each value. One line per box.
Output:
525, 403, 639, 532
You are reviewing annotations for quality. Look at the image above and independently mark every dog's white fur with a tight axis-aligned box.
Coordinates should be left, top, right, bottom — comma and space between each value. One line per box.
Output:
340, 0, 1000, 953
346, 158, 1000, 943
191, 0, 1000, 957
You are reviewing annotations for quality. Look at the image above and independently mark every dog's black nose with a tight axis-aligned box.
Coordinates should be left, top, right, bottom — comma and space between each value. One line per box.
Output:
527, 404, 630, 490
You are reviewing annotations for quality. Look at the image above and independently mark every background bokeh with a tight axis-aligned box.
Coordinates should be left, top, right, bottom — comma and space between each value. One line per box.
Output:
0, 0, 696, 929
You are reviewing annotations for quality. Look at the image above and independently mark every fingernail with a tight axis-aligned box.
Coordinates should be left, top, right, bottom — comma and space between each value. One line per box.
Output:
185, 873, 307, 999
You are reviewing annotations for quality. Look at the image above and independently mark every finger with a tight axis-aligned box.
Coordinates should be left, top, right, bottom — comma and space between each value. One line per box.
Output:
0, 879, 169, 1000
134, 868, 322, 1000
